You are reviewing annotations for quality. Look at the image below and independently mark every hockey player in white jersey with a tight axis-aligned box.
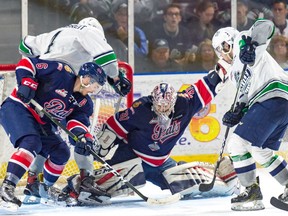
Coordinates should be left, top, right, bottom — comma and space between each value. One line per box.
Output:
19, 17, 132, 206
212, 19, 288, 211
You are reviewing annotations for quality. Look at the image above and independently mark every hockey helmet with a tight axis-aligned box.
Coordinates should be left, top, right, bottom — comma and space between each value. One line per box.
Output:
78, 17, 104, 35
78, 62, 107, 86
151, 83, 177, 120
212, 27, 239, 59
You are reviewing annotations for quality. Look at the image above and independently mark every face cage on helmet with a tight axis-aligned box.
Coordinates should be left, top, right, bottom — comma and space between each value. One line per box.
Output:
152, 96, 176, 120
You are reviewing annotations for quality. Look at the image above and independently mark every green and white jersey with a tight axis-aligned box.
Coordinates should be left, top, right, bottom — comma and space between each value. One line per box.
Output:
19, 24, 118, 78
230, 19, 288, 107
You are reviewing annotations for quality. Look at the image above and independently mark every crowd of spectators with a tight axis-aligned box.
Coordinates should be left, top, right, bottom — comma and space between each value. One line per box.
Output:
38, 0, 288, 73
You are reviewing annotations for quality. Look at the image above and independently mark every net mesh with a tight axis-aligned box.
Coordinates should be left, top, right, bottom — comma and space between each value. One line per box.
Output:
0, 63, 133, 186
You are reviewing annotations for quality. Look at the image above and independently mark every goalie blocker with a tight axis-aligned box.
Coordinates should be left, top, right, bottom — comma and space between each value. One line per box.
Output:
64, 156, 239, 203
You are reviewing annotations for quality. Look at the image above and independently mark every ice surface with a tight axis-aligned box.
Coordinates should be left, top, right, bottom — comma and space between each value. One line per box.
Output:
0, 168, 286, 216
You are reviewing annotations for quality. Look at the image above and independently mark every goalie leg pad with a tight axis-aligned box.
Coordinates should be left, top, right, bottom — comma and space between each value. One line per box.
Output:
163, 161, 239, 198
93, 158, 146, 197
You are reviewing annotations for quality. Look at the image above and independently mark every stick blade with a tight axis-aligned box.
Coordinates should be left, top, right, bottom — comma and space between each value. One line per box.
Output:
270, 196, 288, 211
199, 182, 214, 192
147, 193, 182, 205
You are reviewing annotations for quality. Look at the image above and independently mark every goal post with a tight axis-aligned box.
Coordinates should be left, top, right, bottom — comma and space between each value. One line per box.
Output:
0, 62, 133, 186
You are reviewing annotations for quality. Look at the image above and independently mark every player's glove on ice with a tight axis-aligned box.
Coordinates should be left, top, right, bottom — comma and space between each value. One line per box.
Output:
108, 70, 131, 96
16, 77, 38, 103
239, 35, 258, 65
75, 133, 99, 156
222, 102, 247, 127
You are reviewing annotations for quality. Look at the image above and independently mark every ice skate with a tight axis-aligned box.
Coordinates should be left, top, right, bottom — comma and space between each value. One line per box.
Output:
78, 175, 111, 205
23, 171, 41, 204
39, 183, 65, 205
278, 184, 288, 203
0, 180, 22, 211
231, 183, 264, 211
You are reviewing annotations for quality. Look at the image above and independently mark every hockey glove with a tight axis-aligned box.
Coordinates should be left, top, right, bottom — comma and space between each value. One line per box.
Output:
239, 35, 258, 65
75, 133, 100, 156
222, 102, 247, 127
107, 70, 132, 96
16, 77, 38, 103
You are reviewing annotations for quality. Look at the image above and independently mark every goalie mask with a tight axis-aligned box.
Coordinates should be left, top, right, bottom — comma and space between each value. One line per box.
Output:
212, 27, 239, 61
151, 83, 177, 128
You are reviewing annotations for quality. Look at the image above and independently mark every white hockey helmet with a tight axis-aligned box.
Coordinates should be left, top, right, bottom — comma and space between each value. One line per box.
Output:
151, 83, 177, 126
212, 27, 239, 59
78, 17, 104, 35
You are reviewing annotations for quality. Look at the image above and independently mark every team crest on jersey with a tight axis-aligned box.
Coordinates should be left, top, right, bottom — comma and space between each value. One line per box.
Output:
57, 63, 63, 71
148, 142, 160, 151
78, 98, 87, 107
55, 89, 68, 97
64, 65, 73, 73
44, 99, 73, 120
119, 110, 129, 121
36, 63, 48, 69
132, 101, 142, 108
152, 120, 181, 143
184, 86, 195, 99
193, 103, 211, 119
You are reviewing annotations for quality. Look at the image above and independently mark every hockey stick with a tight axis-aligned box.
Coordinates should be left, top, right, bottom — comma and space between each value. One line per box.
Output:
270, 196, 288, 211
30, 99, 182, 205
90, 98, 101, 134
114, 96, 122, 113
199, 64, 248, 192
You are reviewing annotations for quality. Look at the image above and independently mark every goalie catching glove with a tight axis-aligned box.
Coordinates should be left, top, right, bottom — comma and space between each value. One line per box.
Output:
75, 132, 100, 156
17, 77, 39, 103
107, 68, 131, 96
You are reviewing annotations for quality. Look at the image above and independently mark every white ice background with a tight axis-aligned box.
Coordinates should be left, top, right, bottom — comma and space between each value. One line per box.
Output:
0, 168, 286, 216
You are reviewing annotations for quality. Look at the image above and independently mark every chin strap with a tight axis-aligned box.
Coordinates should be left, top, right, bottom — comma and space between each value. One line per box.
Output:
80, 75, 91, 89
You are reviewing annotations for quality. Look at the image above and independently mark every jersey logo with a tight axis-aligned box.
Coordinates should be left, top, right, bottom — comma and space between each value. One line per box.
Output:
57, 63, 63, 71
35, 63, 48, 69
148, 142, 160, 151
132, 101, 142, 108
78, 98, 87, 107
119, 110, 129, 121
55, 89, 68, 97
44, 99, 73, 120
64, 65, 73, 74
184, 86, 195, 99
151, 120, 181, 143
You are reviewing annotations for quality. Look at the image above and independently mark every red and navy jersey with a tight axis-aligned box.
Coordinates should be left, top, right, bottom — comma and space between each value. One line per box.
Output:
7, 57, 93, 135
106, 76, 217, 167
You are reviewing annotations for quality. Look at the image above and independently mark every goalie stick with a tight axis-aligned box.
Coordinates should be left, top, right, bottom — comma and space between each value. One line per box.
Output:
199, 63, 248, 192
270, 197, 288, 212
30, 99, 182, 205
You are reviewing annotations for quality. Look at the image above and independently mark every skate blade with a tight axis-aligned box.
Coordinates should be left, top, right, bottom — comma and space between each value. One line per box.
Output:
0, 199, 19, 212
231, 200, 265, 211
22, 195, 41, 205
78, 192, 111, 205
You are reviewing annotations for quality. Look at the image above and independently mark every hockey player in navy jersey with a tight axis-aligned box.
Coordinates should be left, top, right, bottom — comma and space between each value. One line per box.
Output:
0, 58, 111, 209
18, 17, 131, 205
211, 19, 288, 210
62, 61, 241, 205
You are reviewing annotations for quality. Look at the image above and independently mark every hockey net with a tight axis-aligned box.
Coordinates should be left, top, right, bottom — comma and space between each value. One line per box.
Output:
0, 62, 133, 186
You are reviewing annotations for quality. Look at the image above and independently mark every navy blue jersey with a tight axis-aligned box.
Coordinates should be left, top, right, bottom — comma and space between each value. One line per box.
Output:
7, 57, 93, 136
106, 76, 218, 167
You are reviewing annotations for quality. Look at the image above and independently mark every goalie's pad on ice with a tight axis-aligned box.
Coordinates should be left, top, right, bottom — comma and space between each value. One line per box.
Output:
93, 158, 146, 197
163, 156, 239, 198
